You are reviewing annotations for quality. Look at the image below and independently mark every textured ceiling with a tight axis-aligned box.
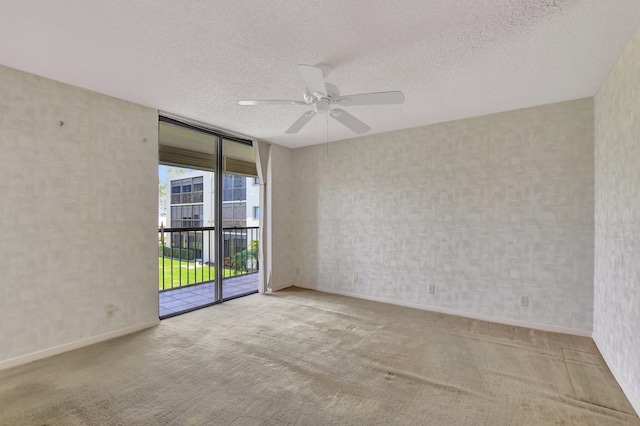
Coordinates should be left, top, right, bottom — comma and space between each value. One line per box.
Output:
1, 0, 639, 148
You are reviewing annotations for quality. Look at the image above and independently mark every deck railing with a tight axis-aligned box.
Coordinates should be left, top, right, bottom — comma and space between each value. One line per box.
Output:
158, 226, 259, 291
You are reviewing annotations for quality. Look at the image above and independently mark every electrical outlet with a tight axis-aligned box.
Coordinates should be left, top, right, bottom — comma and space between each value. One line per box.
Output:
296, 267, 300, 275
520, 296, 529, 307
428, 285, 435, 294
353, 273, 359, 284
105, 304, 117, 318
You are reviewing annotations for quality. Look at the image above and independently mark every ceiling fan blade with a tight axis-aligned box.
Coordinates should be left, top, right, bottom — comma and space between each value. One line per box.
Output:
298, 64, 327, 98
337, 91, 405, 106
239, 100, 306, 106
285, 110, 317, 134
330, 108, 371, 134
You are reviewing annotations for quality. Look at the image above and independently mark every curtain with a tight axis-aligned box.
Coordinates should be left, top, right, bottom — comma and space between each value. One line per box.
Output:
253, 140, 271, 292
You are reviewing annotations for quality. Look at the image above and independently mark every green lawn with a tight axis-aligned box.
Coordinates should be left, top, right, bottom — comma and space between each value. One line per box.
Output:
158, 257, 256, 290
159, 258, 237, 290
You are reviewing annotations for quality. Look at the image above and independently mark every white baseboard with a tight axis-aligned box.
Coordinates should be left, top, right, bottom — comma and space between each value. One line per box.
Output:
296, 284, 592, 337
0, 320, 160, 371
592, 334, 640, 417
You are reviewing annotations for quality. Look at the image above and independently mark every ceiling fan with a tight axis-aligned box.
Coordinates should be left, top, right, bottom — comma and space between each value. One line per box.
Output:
239, 64, 405, 135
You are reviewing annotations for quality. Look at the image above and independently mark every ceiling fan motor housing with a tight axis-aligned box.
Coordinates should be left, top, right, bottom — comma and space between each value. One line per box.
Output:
314, 99, 331, 113
305, 82, 340, 105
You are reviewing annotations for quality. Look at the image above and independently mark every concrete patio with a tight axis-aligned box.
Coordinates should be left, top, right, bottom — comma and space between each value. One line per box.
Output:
159, 273, 258, 317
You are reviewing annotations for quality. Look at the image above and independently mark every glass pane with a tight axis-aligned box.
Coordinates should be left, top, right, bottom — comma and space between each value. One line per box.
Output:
159, 125, 221, 317
223, 174, 232, 190
234, 188, 246, 201
221, 139, 259, 299
182, 205, 192, 219
234, 203, 246, 220
222, 204, 233, 220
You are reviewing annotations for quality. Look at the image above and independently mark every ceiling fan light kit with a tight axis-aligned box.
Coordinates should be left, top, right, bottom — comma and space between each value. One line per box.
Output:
239, 63, 405, 136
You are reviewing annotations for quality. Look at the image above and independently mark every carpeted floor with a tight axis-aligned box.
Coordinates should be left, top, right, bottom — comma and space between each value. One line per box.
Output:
0, 287, 638, 425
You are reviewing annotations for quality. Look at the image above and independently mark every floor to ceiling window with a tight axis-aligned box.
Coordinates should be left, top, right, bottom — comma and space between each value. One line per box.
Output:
157, 116, 259, 319
221, 138, 260, 300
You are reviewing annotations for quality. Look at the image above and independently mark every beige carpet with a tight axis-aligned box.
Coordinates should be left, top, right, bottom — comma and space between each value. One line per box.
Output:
0, 287, 638, 425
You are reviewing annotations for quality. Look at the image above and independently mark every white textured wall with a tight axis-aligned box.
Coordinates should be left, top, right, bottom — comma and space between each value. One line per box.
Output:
594, 26, 640, 415
0, 65, 159, 364
291, 98, 594, 333
268, 144, 295, 291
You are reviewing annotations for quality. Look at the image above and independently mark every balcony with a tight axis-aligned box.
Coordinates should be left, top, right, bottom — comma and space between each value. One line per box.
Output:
158, 226, 259, 318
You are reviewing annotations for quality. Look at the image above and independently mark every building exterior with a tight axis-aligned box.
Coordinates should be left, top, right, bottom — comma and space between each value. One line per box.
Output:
163, 171, 259, 263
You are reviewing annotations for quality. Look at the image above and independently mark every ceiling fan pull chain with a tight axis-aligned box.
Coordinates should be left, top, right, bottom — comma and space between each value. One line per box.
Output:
326, 111, 329, 158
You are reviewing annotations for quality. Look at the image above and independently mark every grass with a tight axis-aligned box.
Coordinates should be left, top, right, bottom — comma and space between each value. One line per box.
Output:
158, 258, 249, 290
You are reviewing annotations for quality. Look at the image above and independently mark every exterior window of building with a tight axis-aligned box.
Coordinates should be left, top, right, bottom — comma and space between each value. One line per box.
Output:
169, 176, 204, 228
254, 177, 259, 185
170, 205, 204, 228
222, 202, 246, 228
222, 174, 247, 228
223, 232, 247, 258
170, 232, 203, 259
171, 180, 181, 204
223, 175, 246, 201
253, 206, 260, 219
171, 177, 203, 205
192, 177, 204, 202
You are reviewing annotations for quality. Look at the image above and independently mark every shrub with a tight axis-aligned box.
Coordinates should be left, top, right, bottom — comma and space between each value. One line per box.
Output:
159, 245, 196, 261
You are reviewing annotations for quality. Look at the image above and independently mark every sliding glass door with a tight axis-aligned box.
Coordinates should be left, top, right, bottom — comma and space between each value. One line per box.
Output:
221, 139, 260, 300
157, 118, 259, 318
